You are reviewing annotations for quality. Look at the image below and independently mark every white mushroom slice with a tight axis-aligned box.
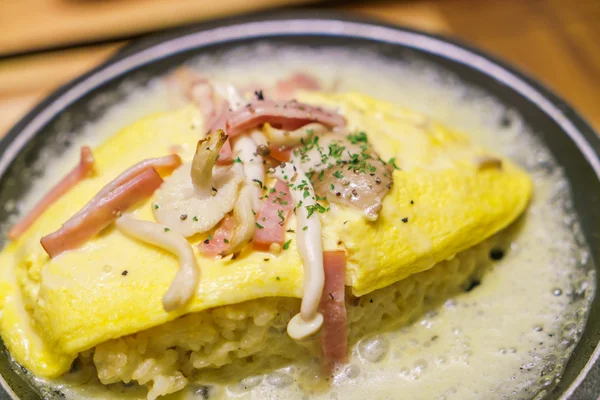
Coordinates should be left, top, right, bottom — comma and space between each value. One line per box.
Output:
116, 215, 199, 312
234, 134, 264, 212
262, 122, 329, 147
191, 130, 227, 199
225, 184, 256, 255
250, 130, 268, 146
153, 131, 244, 236
272, 161, 324, 340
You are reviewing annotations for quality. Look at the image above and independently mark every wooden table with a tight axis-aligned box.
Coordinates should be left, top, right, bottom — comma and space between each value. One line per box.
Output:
1, 0, 599, 136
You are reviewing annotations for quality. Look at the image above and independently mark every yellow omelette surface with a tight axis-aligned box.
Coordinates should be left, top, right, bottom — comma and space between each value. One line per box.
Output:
0, 92, 531, 378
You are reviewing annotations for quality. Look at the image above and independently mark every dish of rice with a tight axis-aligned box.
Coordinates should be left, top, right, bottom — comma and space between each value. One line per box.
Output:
0, 48, 593, 400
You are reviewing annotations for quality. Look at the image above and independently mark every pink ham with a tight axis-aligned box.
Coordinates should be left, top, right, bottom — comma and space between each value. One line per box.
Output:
226, 99, 346, 137
275, 73, 320, 99
267, 144, 292, 163
319, 250, 348, 374
253, 179, 293, 251
169, 68, 232, 164
8, 146, 95, 240
41, 168, 164, 258
216, 139, 233, 165
169, 68, 216, 121
198, 216, 234, 256
188, 79, 217, 122
90, 154, 180, 204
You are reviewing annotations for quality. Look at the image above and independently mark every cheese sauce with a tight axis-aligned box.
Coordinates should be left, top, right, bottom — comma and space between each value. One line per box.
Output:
6, 46, 594, 400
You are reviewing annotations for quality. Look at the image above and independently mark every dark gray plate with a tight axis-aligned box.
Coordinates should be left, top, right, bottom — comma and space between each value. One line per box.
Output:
0, 11, 599, 400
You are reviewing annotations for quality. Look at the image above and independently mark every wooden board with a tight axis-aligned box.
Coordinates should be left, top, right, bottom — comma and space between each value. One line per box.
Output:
1, 0, 599, 137
0, 0, 318, 56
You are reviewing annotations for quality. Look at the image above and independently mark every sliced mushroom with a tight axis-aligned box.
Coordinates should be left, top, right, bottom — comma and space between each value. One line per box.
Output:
272, 162, 324, 340
312, 159, 392, 221
294, 133, 394, 221
262, 122, 329, 147
153, 130, 244, 236
234, 134, 264, 212
225, 184, 256, 255
116, 214, 200, 312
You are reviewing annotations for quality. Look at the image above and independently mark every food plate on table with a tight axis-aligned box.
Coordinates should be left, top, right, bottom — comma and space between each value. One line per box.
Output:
0, 13, 598, 400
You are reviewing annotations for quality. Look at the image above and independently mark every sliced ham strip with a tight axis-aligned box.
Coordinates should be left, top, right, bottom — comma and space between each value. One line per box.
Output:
210, 99, 234, 166
267, 144, 292, 163
169, 68, 217, 121
91, 154, 181, 203
198, 216, 234, 257
188, 79, 217, 122
226, 99, 346, 137
253, 179, 293, 251
319, 250, 348, 374
8, 146, 95, 240
275, 73, 320, 99
41, 168, 164, 258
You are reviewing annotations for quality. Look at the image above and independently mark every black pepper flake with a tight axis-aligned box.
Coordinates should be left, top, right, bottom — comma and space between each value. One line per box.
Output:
351, 189, 358, 197
410, 200, 414, 205
180, 214, 188, 220
254, 90, 264, 101
465, 279, 481, 292
375, 177, 381, 184
490, 248, 505, 261
264, 258, 270, 262
256, 144, 271, 156
329, 293, 334, 300
121, 270, 128, 276
369, 298, 374, 303
203, 239, 210, 244
337, 240, 342, 245
211, 187, 218, 194
336, 192, 341, 197
402, 217, 408, 223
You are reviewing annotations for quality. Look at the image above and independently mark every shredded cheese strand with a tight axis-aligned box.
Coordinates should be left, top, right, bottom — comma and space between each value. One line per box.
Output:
116, 214, 200, 312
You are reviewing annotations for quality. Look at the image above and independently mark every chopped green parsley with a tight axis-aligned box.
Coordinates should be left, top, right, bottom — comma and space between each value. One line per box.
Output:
347, 131, 368, 144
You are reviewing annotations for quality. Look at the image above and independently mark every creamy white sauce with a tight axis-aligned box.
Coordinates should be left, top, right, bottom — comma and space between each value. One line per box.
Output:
10, 46, 594, 400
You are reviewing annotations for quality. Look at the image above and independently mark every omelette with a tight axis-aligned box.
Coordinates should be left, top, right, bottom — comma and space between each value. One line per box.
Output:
0, 71, 531, 399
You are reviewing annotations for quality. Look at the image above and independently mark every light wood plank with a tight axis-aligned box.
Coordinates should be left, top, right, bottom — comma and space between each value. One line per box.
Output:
0, 0, 318, 56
